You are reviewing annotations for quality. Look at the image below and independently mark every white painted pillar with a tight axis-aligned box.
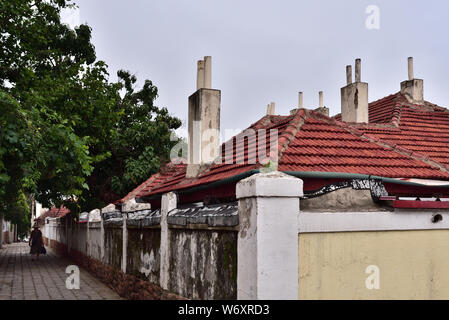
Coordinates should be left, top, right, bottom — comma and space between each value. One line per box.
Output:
160, 192, 177, 290
236, 171, 303, 300
122, 212, 128, 273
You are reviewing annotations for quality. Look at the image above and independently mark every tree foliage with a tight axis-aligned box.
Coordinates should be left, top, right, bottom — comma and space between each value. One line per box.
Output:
0, 0, 181, 223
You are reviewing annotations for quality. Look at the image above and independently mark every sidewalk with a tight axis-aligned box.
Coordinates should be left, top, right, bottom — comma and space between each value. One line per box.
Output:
0, 242, 122, 300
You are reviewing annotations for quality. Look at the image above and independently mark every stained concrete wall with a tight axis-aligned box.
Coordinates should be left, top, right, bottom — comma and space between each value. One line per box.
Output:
104, 226, 123, 270
301, 188, 387, 212
126, 228, 161, 284
298, 230, 449, 299
71, 223, 87, 255
89, 222, 102, 261
168, 229, 237, 300
43, 214, 238, 300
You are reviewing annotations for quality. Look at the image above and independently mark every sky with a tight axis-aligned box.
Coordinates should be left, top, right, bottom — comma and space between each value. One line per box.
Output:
63, 0, 449, 136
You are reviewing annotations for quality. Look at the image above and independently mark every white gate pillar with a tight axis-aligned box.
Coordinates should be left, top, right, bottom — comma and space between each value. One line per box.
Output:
236, 171, 303, 300
160, 192, 177, 290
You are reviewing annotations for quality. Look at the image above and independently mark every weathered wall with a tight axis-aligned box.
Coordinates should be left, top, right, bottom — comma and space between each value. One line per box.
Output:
70, 223, 87, 255
89, 222, 102, 261
298, 230, 449, 299
168, 229, 237, 300
42, 206, 239, 300
104, 226, 122, 270
301, 188, 387, 212
126, 227, 161, 284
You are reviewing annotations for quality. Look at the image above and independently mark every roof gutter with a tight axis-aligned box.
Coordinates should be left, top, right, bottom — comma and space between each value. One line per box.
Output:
283, 171, 449, 188
141, 170, 449, 202
142, 169, 260, 201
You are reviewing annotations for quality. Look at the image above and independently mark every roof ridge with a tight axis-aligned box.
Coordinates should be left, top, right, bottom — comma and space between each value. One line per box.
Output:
387, 92, 404, 127
120, 173, 160, 203
277, 109, 308, 162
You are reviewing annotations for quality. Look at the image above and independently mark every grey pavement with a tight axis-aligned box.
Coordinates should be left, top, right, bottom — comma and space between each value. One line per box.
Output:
0, 242, 123, 300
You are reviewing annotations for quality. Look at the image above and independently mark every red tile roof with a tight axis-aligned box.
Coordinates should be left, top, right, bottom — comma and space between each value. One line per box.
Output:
120, 97, 449, 202
37, 206, 71, 221
336, 92, 449, 168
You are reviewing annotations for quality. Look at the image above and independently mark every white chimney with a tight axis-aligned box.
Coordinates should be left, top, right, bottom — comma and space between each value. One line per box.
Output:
266, 102, 275, 115
187, 56, 221, 177
400, 57, 423, 103
314, 91, 329, 116
341, 58, 368, 123
319, 91, 323, 108
298, 92, 303, 108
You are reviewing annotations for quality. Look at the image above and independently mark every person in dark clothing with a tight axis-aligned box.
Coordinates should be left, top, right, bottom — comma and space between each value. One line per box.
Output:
29, 225, 43, 261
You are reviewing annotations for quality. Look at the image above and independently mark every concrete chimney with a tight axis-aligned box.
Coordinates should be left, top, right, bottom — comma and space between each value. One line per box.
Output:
266, 102, 275, 115
197, 60, 205, 90
346, 65, 352, 85
196, 56, 212, 90
298, 92, 303, 108
319, 91, 323, 108
314, 91, 329, 116
188, 56, 221, 176
204, 56, 212, 89
341, 58, 368, 123
400, 57, 423, 103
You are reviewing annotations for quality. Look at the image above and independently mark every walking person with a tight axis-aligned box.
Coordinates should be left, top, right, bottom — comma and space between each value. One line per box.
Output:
29, 224, 43, 261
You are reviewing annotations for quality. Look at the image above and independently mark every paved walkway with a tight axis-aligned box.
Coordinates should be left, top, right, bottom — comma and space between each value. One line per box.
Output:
0, 242, 122, 300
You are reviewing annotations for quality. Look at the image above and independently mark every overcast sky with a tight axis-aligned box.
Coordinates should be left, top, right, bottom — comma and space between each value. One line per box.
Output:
65, 0, 449, 136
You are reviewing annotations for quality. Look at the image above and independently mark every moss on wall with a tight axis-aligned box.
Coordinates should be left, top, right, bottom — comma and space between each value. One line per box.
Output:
104, 227, 122, 270
126, 228, 161, 284
168, 229, 237, 299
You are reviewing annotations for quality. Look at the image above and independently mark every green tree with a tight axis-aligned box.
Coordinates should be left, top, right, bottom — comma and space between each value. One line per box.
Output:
0, 0, 181, 223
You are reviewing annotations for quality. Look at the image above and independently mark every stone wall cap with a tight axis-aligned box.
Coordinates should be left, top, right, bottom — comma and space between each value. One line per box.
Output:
236, 171, 303, 199
101, 203, 117, 214
122, 197, 151, 212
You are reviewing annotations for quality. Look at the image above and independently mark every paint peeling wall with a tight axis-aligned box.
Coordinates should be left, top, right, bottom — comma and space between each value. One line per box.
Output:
168, 229, 237, 300
126, 228, 161, 284
89, 222, 102, 261
70, 223, 87, 255
42, 213, 238, 300
104, 226, 122, 270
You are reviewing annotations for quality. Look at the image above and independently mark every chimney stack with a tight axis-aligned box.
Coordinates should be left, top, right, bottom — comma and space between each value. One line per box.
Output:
314, 91, 329, 116
319, 91, 323, 108
346, 65, 352, 85
266, 102, 275, 115
400, 57, 423, 103
298, 92, 303, 108
196, 60, 205, 90
341, 58, 369, 123
187, 56, 221, 176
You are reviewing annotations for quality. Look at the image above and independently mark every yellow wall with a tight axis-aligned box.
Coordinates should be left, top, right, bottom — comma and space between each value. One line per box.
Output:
298, 230, 449, 299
